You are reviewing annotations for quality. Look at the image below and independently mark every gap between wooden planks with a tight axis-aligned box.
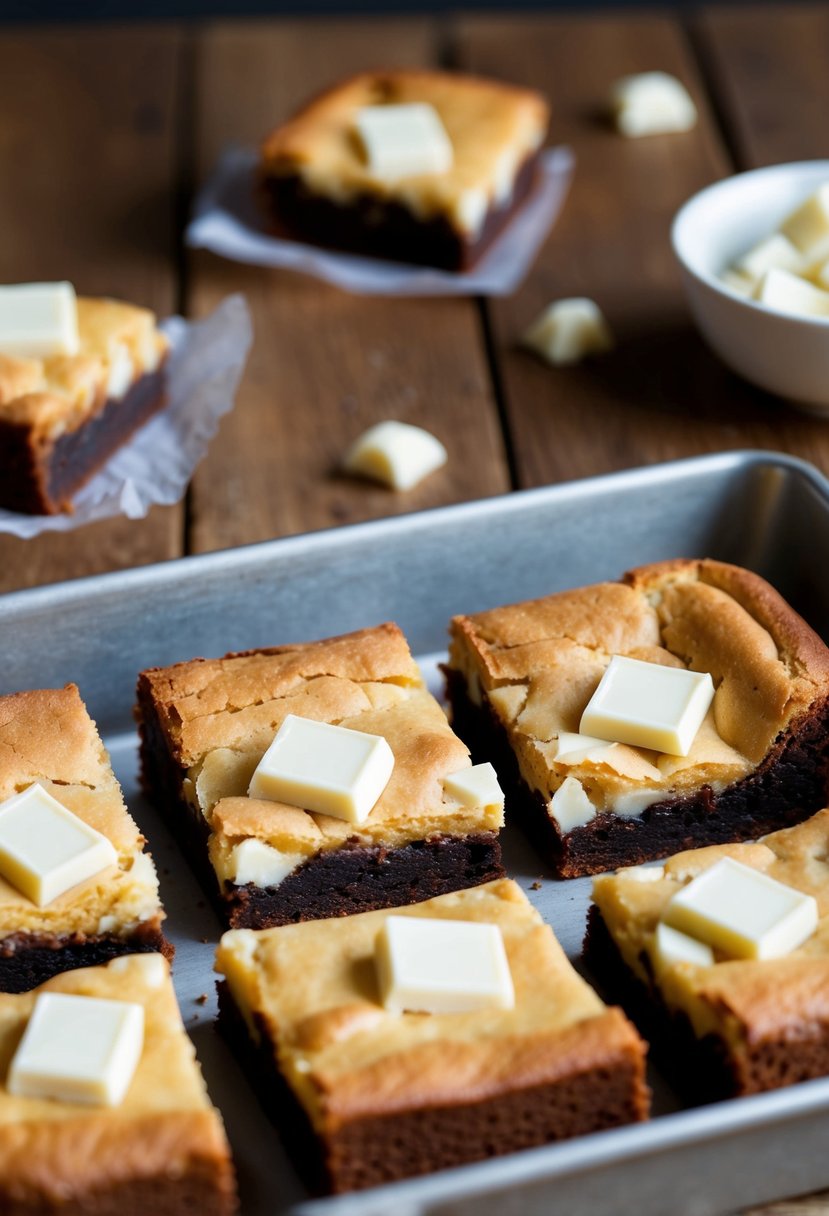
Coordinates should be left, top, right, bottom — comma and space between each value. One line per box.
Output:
0, 26, 185, 595
455, 8, 829, 491
185, 17, 509, 556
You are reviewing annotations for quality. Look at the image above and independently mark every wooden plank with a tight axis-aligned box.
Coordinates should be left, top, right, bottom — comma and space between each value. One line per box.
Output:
696, 3, 829, 168
187, 18, 509, 555
0, 26, 184, 592
455, 12, 829, 489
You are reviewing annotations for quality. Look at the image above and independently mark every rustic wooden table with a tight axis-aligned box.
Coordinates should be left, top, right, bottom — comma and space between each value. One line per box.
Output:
1, 5, 828, 1212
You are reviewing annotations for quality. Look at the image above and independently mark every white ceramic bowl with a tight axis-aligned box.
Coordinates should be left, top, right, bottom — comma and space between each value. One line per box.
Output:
672, 160, 829, 413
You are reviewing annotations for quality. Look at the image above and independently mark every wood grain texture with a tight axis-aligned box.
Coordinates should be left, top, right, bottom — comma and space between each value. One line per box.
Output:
186, 18, 509, 555
0, 26, 184, 592
455, 11, 829, 490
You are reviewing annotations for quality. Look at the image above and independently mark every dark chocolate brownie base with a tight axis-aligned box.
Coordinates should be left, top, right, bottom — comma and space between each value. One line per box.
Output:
444, 669, 829, 878
136, 681, 503, 930
260, 152, 540, 272
217, 978, 649, 1195
584, 906, 829, 1101
0, 364, 167, 515
225, 832, 503, 929
0, 920, 174, 994
1, 1161, 237, 1216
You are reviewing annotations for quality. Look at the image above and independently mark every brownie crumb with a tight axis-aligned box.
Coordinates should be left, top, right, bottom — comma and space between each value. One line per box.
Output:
530, 881, 542, 891
196, 993, 208, 1005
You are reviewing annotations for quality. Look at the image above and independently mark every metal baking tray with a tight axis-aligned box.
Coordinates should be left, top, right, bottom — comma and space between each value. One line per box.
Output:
4, 449, 829, 1216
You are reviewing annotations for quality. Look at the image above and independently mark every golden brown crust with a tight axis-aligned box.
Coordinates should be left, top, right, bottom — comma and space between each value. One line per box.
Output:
448, 559, 829, 815
260, 69, 550, 234
139, 624, 503, 869
0, 297, 168, 436
0, 956, 235, 1205
592, 808, 829, 1050
215, 878, 646, 1131
0, 685, 163, 939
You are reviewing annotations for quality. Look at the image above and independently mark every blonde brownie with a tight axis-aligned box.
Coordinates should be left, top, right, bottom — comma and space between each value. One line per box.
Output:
0, 297, 169, 514
0, 953, 237, 1215
215, 878, 649, 1194
136, 623, 504, 929
588, 810, 829, 1100
0, 685, 170, 992
446, 559, 829, 877
259, 69, 550, 271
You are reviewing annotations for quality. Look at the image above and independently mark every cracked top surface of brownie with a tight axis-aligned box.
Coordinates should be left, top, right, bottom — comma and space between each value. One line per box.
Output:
0, 298, 168, 437
592, 809, 829, 1048
0, 954, 231, 1195
216, 878, 643, 1130
139, 623, 504, 867
0, 685, 162, 939
260, 69, 549, 235
448, 559, 829, 817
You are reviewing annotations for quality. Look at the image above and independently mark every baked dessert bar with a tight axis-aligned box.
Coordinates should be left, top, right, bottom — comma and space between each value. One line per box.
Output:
215, 878, 649, 1194
588, 810, 829, 1101
0, 953, 237, 1215
445, 559, 829, 877
0, 685, 171, 993
136, 623, 505, 929
259, 69, 550, 271
0, 293, 168, 514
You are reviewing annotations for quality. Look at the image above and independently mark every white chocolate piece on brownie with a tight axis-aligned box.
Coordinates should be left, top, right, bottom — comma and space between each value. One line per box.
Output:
0, 783, 117, 907
8, 991, 144, 1106
248, 714, 394, 825
755, 267, 829, 318
549, 776, 596, 832
442, 763, 504, 810
344, 420, 447, 491
663, 855, 818, 960
0, 282, 79, 359
356, 103, 453, 179
610, 72, 697, 137
376, 914, 514, 1014
580, 655, 715, 757
779, 184, 829, 257
522, 298, 614, 366
653, 922, 714, 970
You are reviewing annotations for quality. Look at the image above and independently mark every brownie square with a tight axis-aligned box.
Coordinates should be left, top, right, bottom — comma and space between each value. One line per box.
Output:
446, 559, 829, 878
215, 878, 649, 1194
259, 69, 550, 271
0, 684, 171, 993
136, 623, 504, 929
0, 953, 236, 1215
588, 810, 829, 1101
0, 296, 168, 514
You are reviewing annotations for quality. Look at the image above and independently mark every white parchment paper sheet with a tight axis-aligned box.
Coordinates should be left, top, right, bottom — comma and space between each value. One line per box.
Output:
186, 145, 574, 297
0, 294, 253, 538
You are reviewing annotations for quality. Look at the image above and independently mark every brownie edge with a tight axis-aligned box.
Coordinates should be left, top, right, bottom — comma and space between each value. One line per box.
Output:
445, 668, 829, 877
0, 920, 174, 995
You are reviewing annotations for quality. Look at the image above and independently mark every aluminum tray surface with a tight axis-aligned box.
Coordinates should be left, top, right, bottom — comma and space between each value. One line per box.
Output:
4, 450, 829, 1216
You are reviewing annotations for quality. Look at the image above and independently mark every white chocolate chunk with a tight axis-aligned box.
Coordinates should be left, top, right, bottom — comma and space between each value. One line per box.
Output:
663, 856, 818, 960
610, 72, 697, 137
376, 915, 514, 1015
580, 656, 715, 757
814, 256, 829, 291
454, 187, 489, 236
779, 184, 829, 256
355, 103, 453, 179
0, 783, 118, 907
226, 839, 304, 888
621, 863, 666, 883
343, 420, 447, 491
8, 992, 144, 1107
108, 953, 168, 988
720, 268, 755, 298
442, 763, 504, 810
548, 776, 596, 833
653, 921, 714, 968
248, 714, 394, 825
552, 731, 613, 760
106, 342, 134, 399
755, 267, 829, 318
0, 281, 79, 358
735, 233, 802, 282
522, 298, 614, 366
